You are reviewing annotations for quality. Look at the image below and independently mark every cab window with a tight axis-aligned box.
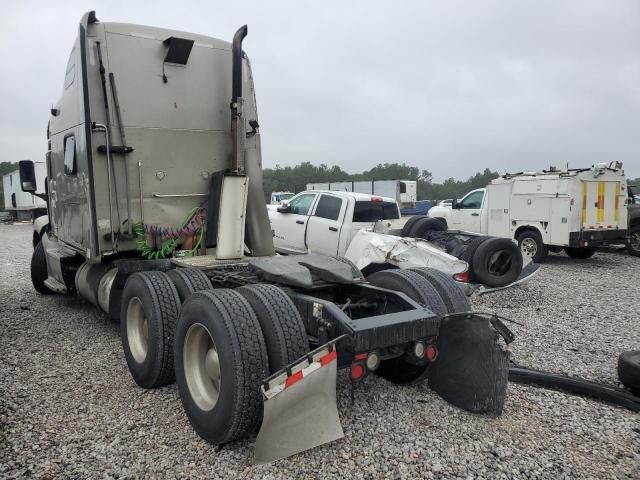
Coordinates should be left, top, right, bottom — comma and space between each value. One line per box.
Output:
314, 195, 342, 221
288, 193, 316, 215
64, 136, 76, 176
459, 190, 484, 209
353, 201, 400, 222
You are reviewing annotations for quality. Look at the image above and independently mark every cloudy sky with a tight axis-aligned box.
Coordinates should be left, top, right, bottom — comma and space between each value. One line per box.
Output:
1, 0, 638, 181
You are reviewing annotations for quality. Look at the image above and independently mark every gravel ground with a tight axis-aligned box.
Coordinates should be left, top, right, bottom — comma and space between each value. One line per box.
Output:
1, 223, 639, 479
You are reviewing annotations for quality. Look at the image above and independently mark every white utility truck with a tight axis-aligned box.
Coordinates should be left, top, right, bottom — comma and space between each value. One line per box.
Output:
20, 11, 512, 463
306, 179, 417, 208
428, 164, 629, 262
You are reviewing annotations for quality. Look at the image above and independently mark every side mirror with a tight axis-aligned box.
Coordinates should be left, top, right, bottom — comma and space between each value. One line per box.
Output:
277, 202, 291, 213
451, 199, 459, 209
19, 160, 37, 193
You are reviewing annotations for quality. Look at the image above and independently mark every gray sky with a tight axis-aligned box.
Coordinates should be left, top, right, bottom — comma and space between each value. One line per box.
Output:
1, 0, 639, 181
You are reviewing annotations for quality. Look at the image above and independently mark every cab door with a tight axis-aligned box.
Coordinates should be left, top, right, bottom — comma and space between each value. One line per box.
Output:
270, 192, 318, 254
451, 189, 485, 232
306, 194, 345, 255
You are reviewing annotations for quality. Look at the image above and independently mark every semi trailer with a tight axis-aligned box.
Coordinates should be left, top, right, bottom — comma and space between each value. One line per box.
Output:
20, 11, 512, 463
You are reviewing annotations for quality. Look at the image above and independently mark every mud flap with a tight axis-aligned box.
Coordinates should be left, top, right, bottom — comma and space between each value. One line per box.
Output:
428, 315, 509, 415
254, 343, 344, 464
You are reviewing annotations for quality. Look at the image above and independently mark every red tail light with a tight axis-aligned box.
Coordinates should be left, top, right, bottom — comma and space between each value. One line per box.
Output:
426, 344, 439, 362
350, 363, 365, 381
453, 270, 470, 283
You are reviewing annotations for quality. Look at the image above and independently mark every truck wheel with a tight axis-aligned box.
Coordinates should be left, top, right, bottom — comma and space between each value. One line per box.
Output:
516, 230, 548, 262
408, 267, 470, 313
31, 241, 53, 295
627, 225, 640, 257
472, 238, 522, 288
618, 351, 640, 394
330, 256, 365, 280
175, 289, 268, 444
166, 268, 211, 302
120, 271, 181, 388
236, 284, 308, 374
400, 215, 426, 237
368, 270, 447, 385
564, 247, 595, 259
408, 217, 446, 239
460, 236, 491, 278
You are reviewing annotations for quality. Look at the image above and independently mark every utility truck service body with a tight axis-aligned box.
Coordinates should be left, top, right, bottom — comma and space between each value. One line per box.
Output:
428, 166, 629, 261
20, 12, 512, 463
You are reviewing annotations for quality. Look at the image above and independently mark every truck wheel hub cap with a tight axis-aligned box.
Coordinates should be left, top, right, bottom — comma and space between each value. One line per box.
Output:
127, 297, 149, 363
184, 323, 220, 411
520, 238, 537, 257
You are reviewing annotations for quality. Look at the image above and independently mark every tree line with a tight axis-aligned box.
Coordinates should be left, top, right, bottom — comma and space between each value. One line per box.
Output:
262, 162, 501, 201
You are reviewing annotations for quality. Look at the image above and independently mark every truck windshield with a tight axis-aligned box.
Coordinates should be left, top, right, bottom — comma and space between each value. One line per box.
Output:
353, 201, 400, 222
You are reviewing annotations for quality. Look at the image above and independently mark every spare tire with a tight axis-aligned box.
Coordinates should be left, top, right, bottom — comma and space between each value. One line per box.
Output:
460, 236, 491, 278
618, 351, 640, 394
408, 217, 447, 239
400, 215, 426, 238
472, 238, 522, 287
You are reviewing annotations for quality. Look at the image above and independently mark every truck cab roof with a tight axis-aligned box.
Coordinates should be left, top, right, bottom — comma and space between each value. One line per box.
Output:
298, 190, 397, 204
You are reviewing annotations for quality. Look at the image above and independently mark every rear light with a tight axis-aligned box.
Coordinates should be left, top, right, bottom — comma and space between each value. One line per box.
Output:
453, 270, 470, 283
371, 197, 383, 202
354, 352, 367, 361
426, 343, 439, 362
413, 341, 425, 359
365, 352, 381, 371
350, 363, 365, 381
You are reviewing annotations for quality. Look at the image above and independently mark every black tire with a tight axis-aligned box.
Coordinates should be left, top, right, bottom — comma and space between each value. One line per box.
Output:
408, 267, 470, 313
472, 238, 523, 288
627, 225, 640, 257
175, 289, 268, 444
120, 271, 181, 388
400, 215, 426, 237
564, 247, 595, 259
618, 351, 640, 394
236, 284, 308, 374
367, 270, 447, 385
408, 217, 447, 239
166, 268, 211, 302
460, 236, 491, 278
31, 241, 53, 295
516, 229, 548, 263
330, 256, 365, 280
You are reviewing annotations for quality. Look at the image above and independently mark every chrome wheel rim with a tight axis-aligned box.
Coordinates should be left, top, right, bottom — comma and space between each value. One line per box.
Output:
126, 297, 149, 363
184, 323, 220, 411
520, 237, 537, 258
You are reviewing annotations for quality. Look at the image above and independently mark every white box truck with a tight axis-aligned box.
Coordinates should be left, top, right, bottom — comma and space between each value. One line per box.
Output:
306, 180, 417, 207
2, 162, 47, 220
428, 163, 629, 261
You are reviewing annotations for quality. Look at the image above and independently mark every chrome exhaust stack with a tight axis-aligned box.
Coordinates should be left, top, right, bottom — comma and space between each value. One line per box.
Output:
230, 25, 247, 174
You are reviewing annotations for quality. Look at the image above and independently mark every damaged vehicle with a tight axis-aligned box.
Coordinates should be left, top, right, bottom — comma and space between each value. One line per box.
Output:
269, 190, 537, 294
21, 12, 513, 463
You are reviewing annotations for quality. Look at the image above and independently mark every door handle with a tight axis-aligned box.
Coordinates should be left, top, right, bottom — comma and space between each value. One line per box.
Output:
329, 226, 338, 232
296, 220, 305, 225
471, 213, 479, 216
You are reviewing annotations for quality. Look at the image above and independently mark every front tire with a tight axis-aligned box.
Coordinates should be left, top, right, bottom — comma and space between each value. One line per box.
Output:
517, 230, 548, 263
175, 289, 268, 444
564, 247, 595, 259
120, 271, 181, 388
626, 225, 640, 257
30, 241, 53, 295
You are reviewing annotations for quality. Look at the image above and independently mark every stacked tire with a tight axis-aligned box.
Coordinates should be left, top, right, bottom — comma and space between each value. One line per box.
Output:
462, 236, 522, 288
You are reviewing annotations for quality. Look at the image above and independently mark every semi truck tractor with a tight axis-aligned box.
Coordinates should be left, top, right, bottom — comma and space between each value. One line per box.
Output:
19, 11, 512, 463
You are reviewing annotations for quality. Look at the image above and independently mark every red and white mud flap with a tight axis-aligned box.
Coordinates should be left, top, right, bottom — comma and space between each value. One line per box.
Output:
254, 342, 345, 464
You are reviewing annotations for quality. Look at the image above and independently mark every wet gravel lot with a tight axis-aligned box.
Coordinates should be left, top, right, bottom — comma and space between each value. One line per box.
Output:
1, 223, 639, 479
